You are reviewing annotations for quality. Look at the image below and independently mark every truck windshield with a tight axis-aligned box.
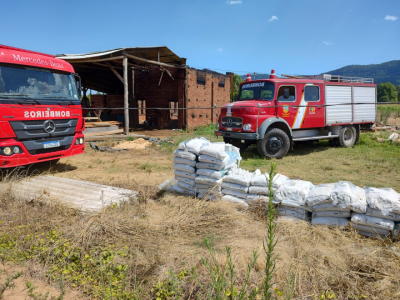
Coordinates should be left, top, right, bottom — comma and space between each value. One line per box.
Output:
0, 64, 79, 104
239, 81, 275, 101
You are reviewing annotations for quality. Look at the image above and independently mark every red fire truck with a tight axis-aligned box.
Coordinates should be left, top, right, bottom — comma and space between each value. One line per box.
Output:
216, 70, 376, 158
0, 45, 85, 168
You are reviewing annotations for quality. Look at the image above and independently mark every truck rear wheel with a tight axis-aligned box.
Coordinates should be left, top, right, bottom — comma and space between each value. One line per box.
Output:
338, 125, 357, 147
257, 128, 290, 159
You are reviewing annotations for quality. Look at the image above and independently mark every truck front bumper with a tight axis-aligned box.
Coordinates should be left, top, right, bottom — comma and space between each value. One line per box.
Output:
215, 130, 258, 140
0, 133, 85, 168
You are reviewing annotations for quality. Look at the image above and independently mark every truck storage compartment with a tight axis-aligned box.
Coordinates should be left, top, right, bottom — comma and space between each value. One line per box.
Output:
325, 86, 352, 124
353, 87, 376, 123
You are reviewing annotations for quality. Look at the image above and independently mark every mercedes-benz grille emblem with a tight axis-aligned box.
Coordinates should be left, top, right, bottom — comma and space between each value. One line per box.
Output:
43, 120, 56, 133
227, 118, 233, 126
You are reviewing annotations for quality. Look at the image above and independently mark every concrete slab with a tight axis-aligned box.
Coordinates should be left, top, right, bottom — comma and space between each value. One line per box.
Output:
9, 175, 138, 212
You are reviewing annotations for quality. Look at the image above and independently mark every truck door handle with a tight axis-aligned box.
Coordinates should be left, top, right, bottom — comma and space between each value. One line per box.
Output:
291, 107, 298, 110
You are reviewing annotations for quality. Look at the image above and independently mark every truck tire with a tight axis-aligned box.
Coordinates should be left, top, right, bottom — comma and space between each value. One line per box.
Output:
257, 128, 290, 159
223, 137, 250, 152
338, 125, 357, 147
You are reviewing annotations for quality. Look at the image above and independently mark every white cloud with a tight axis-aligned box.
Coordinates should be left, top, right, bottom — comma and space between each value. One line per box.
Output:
385, 15, 398, 21
227, 0, 242, 4
217, 48, 223, 52
268, 15, 278, 22
322, 41, 332, 46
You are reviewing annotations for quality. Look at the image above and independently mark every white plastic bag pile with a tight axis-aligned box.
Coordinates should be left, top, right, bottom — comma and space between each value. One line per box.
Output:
221, 168, 257, 207
247, 172, 271, 204
274, 179, 313, 220
350, 187, 400, 237
172, 138, 211, 196
196, 143, 241, 200
308, 183, 351, 227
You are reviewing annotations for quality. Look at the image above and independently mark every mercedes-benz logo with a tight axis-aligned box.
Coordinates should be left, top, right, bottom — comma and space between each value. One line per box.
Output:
227, 118, 233, 126
43, 120, 56, 133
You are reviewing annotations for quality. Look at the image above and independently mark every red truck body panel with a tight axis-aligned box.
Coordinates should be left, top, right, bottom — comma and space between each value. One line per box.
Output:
0, 46, 84, 168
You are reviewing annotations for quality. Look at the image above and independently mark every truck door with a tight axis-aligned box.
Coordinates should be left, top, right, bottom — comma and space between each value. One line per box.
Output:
298, 84, 325, 129
276, 84, 299, 128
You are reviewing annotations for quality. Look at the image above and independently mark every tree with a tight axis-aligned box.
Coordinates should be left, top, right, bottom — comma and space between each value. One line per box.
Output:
377, 82, 398, 102
232, 74, 244, 101
396, 84, 400, 101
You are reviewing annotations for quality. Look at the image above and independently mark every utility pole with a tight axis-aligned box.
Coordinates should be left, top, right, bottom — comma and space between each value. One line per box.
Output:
253, 72, 258, 80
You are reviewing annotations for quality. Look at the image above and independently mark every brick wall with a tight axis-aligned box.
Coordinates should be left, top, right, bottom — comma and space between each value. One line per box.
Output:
186, 68, 231, 130
89, 67, 230, 130
134, 66, 185, 129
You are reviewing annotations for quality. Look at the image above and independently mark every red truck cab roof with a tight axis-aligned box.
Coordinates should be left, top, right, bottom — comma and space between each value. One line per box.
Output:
0, 45, 75, 73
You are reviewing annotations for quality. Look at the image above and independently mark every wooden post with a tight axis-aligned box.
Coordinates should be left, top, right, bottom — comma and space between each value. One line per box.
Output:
123, 56, 129, 134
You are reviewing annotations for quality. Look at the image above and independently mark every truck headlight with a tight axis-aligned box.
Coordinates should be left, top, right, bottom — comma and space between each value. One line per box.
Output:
3, 147, 12, 155
243, 124, 252, 131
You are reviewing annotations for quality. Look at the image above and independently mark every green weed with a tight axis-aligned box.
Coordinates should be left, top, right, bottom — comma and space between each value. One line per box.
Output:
0, 272, 22, 298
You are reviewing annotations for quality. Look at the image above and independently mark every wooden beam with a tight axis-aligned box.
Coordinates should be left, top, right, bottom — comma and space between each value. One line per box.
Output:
123, 57, 129, 135
125, 53, 185, 69
106, 62, 124, 84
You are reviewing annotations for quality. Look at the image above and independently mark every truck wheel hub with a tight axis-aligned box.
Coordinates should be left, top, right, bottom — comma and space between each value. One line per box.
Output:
267, 137, 282, 152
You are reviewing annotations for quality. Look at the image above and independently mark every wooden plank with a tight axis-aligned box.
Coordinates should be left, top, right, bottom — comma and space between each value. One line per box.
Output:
125, 53, 185, 69
84, 129, 124, 137
84, 117, 100, 120
123, 57, 129, 135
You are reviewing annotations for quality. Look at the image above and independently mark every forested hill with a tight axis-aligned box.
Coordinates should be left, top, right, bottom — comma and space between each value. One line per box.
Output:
326, 60, 400, 86
239, 60, 400, 85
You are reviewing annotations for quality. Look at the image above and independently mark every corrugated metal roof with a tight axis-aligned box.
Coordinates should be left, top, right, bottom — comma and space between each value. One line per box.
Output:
56, 46, 186, 66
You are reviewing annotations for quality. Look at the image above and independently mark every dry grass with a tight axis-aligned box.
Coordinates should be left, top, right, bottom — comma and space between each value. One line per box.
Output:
0, 131, 399, 298
0, 179, 400, 299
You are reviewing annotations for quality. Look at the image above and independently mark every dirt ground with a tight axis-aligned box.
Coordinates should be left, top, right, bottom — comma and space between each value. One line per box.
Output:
0, 262, 83, 300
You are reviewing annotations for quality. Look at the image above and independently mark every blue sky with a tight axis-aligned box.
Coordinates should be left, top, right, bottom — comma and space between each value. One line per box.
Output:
1, 0, 399, 76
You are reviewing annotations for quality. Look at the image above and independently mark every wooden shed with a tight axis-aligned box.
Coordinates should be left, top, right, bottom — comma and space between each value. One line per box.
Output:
56, 47, 231, 132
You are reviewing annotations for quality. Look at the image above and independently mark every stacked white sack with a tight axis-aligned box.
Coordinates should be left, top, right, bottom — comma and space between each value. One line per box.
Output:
247, 172, 270, 205
351, 213, 394, 237
172, 138, 211, 196
307, 183, 351, 227
196, 143, 241, 200
274, 180, 314, 220
350, 187, 400, 237
330, 181, 367, 213
221, 167, 257, 207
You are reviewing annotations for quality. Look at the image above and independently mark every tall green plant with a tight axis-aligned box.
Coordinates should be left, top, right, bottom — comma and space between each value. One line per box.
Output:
263, 162, 278, 299
193, 237, 258, 299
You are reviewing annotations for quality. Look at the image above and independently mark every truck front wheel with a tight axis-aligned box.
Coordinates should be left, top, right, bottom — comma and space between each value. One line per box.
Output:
257, 128, 290, 159
338, 125, 357, 147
